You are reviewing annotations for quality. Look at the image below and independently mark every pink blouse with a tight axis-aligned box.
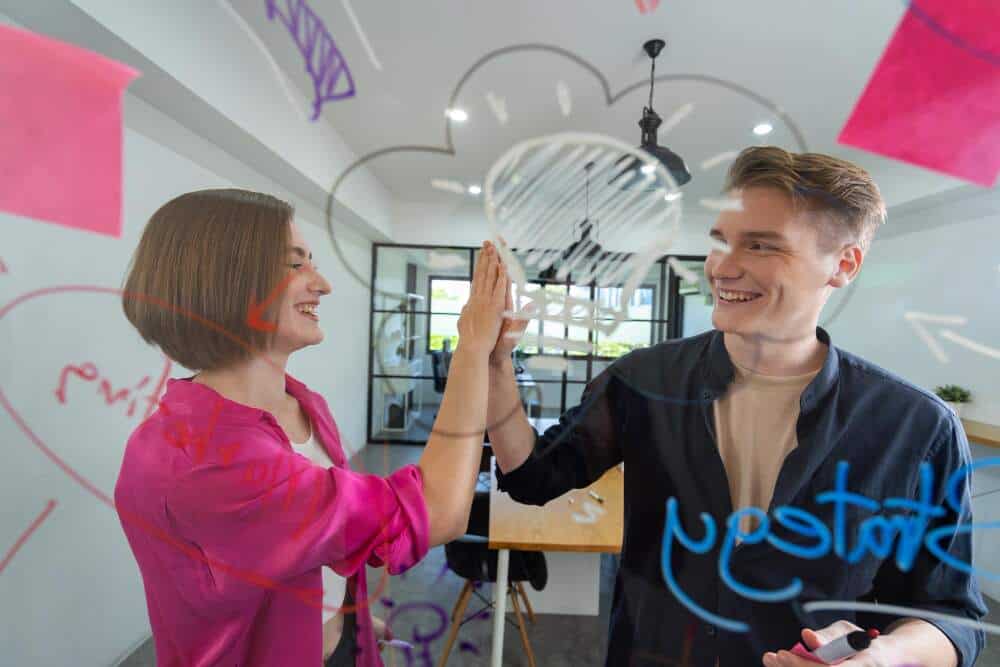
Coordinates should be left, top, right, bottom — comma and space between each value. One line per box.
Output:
114, 374, 429, 666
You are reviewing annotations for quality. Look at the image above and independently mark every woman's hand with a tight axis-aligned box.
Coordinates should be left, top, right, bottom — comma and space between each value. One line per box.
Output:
456, 241, 507, 358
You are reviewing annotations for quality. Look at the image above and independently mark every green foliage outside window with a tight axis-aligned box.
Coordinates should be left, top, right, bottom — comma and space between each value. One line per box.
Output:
595, 340, 643, 358
429, 333, 459, 351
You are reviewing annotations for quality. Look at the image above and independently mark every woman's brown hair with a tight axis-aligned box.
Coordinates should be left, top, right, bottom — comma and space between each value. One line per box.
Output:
122, 188, 293, 371
724, 146, 887, 252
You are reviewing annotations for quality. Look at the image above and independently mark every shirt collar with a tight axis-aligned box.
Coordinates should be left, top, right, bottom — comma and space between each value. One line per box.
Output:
703, 326, 840, 412
160, 372, 315, 424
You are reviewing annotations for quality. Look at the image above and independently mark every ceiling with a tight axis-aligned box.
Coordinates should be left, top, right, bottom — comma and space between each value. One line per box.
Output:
231, 0, 982, 222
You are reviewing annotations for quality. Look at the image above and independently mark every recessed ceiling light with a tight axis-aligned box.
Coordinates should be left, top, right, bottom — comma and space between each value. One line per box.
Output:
468, 184, 482, 195
445, 108, 468, 122
640, 163, 657, 175
753, 122, 773, 136
664, 192, 682, 202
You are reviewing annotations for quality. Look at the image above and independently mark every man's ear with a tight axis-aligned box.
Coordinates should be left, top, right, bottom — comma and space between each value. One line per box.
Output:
828, 244, 863, 289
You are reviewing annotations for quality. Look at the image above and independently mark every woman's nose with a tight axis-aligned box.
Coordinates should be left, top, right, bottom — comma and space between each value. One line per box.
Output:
311, 269, 332, 295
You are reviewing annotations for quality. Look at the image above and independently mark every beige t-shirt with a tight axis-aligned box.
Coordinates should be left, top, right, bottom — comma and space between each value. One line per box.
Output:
713, 359, 821, 534
289, 423, 347, 624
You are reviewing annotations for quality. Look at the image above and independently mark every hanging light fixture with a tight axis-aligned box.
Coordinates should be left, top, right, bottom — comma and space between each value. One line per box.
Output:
539, 161, 605, 282
613, 38, 691, 188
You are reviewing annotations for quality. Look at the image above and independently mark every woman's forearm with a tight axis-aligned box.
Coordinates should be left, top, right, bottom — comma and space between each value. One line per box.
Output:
418, 346, 490, 546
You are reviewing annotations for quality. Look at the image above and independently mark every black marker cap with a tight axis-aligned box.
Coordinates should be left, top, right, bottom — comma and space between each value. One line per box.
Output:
846, 630, 872, 651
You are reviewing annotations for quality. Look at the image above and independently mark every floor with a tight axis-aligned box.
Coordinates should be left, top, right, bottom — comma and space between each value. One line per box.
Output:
119, 442, 1000, 666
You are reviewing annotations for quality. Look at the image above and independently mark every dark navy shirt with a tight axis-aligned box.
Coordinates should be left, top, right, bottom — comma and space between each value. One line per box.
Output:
496, 327, 986, 666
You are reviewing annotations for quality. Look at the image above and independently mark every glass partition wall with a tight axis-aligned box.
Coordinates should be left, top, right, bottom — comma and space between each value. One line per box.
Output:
368, 243, 709, 445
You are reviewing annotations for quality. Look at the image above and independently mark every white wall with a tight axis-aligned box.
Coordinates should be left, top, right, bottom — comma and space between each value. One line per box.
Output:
827, 211, 1000, 425
66, 0, 394, 238
0, 90, 371, 666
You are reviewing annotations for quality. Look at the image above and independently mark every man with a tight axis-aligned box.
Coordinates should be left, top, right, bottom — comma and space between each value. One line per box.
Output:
485, 147, 986, 666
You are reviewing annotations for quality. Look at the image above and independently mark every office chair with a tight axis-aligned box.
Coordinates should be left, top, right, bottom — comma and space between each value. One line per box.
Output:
437, 472, 546, 667
430, 350, 447, 394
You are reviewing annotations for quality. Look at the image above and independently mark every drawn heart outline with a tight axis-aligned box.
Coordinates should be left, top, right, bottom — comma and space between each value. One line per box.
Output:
0, 285, 397, 616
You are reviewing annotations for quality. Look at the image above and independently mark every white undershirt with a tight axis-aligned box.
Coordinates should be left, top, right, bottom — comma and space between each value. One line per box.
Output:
290, 420, 347, 623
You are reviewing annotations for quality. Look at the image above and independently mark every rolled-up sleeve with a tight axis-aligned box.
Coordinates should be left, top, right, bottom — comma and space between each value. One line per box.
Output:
166, 454, 430, 598
496, 367, 623, 506
862, 416, 987, 666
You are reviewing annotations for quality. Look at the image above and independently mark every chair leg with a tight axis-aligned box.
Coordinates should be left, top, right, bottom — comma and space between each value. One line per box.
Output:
437, 581, 473, 667
508, 585, 537, 667
449, 581, 473, 622
515, 582, 535, 623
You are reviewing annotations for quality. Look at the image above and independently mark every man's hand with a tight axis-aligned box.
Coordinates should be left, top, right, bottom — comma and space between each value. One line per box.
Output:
762, 620, 920, 667
488, 274, 533, 367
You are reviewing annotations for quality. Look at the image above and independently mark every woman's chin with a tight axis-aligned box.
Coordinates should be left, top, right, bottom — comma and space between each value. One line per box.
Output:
298, 332, 324, 348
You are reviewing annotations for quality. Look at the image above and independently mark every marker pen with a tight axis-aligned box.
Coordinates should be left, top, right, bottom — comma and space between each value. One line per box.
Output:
789, 629, 877, 664
378, 638, 414, 651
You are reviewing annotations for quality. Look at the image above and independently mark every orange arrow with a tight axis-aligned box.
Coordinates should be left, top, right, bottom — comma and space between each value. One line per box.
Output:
246, 272, 295, 332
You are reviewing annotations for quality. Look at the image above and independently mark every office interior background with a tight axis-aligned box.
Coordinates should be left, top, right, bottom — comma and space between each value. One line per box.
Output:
1, 1, 999, 665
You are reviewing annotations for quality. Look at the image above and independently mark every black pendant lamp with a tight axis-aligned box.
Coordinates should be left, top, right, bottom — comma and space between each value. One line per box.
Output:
614, 39, 692, 188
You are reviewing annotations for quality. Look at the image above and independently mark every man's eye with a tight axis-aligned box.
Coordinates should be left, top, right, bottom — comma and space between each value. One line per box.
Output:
288, 263, 304, 269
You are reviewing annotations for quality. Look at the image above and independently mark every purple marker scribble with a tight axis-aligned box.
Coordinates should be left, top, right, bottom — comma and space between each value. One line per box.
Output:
386, 601, 448, 667
265, 0, 355, 120
433, 560, 450, 584
458, 640, 479, 655
380, 596, 395, 608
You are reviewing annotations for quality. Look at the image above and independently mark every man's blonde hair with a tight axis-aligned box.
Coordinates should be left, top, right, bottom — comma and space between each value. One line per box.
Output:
724, 146, 887, 252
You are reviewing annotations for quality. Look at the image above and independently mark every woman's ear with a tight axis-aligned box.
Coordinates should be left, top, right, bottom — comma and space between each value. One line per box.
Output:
828, 244, 863, 289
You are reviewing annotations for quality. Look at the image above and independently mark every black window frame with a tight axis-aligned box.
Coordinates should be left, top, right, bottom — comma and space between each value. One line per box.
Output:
368, 242, 706, 445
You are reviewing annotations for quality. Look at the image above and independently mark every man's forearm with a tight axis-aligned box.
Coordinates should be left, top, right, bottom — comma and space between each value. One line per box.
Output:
486, 356, 535, 473
883, 618, 958, 667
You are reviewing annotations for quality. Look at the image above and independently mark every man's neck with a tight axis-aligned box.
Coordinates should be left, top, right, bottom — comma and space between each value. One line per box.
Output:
723, 329, 827, 376
193, 353, 291, 416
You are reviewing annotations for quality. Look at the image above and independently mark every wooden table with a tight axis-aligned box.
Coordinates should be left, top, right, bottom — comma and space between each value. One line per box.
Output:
487, 452, 623, 667
964, 419, 1000, 448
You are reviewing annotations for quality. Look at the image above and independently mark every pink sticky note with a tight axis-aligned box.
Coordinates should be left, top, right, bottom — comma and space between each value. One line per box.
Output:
0, 24, 138, 236
838, 0, 1000, 187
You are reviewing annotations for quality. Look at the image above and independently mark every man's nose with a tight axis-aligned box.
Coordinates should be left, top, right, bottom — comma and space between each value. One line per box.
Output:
708, 248, 742, 279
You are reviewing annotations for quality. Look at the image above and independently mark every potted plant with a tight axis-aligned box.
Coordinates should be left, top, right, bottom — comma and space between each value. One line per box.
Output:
934, 384, 971, 417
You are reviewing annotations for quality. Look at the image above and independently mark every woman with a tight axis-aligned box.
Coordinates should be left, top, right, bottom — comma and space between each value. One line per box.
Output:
114, 189, 514, 666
